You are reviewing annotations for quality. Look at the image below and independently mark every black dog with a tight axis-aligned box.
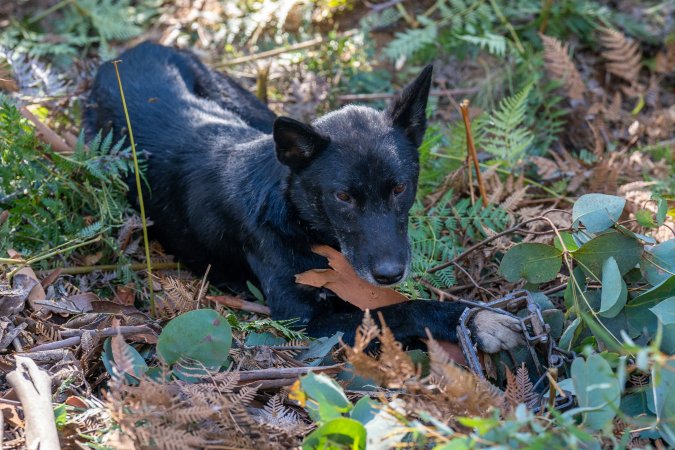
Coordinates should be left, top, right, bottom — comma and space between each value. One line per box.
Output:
85, 42, 522, 352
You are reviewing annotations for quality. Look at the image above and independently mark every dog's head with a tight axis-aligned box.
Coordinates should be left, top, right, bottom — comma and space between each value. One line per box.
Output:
273, 65, 433, 286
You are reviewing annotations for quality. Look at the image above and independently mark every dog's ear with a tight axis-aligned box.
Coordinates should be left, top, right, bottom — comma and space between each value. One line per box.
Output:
273, 117, 331, 170
386, 64, 433, 147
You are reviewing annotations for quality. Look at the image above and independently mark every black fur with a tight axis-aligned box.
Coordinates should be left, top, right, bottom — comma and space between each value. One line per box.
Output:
84, 42, 470, 348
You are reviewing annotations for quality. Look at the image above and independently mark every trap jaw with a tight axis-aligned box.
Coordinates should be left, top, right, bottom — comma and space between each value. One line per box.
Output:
457, 290, 575, 411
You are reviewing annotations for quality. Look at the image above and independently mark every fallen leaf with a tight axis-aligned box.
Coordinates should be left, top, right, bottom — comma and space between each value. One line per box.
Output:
7, 250, 48, 314
295, 245, 407, 311
40, 268, 63, 288
114, 283, 136, 306
65, 396, 88, 409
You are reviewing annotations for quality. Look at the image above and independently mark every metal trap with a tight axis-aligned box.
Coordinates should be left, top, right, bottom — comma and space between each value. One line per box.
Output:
457, 290, 575, 412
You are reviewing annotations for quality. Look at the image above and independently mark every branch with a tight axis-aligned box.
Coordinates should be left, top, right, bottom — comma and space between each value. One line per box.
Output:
7, 356, 61, 450
20, 106, 72, 154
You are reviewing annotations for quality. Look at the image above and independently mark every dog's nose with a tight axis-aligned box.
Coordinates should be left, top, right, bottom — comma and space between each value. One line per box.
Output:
372, 262, 405, 285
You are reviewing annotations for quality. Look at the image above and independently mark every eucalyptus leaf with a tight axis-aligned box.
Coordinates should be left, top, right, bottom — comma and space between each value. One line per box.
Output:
651, 358, 675, 446
157, 309, 232, 368
499, 243, 562, 283
641, 240, 675, 286
573, 231, 642, 280
554, 231, 579, 252
571, 354, 621, 430
630, 276, 675, 308
573, 194, 625, 233
649, 297, 675, 326
301, 372, 351, 423
559, 318, 581, 351
302, 417, 366, 450
101, 337, 148, 384
599, 257, 627, 318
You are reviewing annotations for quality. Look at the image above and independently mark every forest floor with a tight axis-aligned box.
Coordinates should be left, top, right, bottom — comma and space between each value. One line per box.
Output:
0, 0, 674, 449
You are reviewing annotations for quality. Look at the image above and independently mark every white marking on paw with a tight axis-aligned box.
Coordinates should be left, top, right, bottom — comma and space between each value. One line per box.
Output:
473, 310, 525, 353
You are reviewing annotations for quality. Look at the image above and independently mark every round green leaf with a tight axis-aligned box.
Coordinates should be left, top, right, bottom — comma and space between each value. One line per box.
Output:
641, 240, 675, 286
571, 354, 621, 431
573, 194, 626, 233
157, 309, 232, 368
302, 418, 366, 450
553, 231, 579, 252
600, 257, 628, 318
499, 243, 563, 283
573, 231, 642, 280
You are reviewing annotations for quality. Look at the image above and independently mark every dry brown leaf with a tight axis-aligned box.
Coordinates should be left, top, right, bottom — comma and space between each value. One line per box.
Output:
539, 33, 586, 100
295, 245, 407, 310
114, 284, 136, 306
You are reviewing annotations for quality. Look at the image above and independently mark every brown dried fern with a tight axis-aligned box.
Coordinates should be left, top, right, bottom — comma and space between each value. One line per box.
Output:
503, 363, 538, 411
599, 27, 642, 85
539, 33, 586, 100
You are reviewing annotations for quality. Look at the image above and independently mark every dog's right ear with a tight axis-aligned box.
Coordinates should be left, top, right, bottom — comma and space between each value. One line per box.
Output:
273, 117, 331, 171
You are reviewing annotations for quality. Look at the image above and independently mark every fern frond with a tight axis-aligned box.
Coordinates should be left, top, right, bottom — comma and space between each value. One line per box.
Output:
457, 32, 506, 56
482, 84, 534, 164
599, 27, 642, 85
539, 33, 586, 100
383, 17, 438, 61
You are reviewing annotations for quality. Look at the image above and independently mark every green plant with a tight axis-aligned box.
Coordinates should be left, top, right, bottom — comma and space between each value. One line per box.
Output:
0, 102, 133, 265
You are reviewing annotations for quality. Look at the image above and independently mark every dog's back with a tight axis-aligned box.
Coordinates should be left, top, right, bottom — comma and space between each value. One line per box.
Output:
84, 42, 278, 284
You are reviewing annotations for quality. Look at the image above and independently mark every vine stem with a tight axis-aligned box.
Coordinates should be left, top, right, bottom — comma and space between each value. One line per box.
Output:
112, 60, 155, 317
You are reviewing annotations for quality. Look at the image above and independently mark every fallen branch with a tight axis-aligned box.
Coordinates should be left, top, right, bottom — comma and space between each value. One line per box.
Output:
207, 294, 271, 315
36, 261, 179, 276
236, 364, 342, 382
28, 325, 155, 352
459, 99, 488, 207
20, 106, 72, 154
7, 356, 61, 450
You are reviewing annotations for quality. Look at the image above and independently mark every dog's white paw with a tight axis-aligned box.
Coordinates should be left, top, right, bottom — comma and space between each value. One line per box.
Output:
471, 310, 525, 353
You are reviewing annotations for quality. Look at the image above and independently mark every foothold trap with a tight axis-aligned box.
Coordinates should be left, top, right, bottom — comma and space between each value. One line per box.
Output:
457, 290, 575, 412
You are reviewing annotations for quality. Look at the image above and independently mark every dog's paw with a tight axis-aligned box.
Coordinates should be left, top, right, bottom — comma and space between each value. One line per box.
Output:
470, 310, 525, 353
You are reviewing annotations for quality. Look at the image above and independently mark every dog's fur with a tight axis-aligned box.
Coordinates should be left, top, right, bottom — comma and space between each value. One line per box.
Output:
84, 42, 523, 351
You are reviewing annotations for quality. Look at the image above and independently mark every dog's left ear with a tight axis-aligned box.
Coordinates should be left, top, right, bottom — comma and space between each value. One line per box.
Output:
273, 117, 331, 171
386, 64, 433, 147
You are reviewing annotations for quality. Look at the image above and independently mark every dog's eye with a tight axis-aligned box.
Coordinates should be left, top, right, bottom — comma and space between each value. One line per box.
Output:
393, 183, 406, 196
335, 192, 352, 203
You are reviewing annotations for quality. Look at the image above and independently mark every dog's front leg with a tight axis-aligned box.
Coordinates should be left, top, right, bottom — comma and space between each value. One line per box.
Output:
305, 300, 525, 353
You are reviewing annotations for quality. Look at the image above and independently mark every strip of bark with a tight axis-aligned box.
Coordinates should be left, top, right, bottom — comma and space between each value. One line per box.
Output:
7, 356, 61, 450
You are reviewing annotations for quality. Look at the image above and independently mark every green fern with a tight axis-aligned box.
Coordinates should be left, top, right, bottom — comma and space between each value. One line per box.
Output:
482, 83, 534, 165
383, 16, 438, 61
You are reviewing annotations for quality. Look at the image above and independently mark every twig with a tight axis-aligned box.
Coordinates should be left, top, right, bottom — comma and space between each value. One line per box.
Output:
337, 88, 479, 102
7, 356, 61, 450
35, 261, 179, 276
217, 31, 357, 67
426, 213, 562, 274
19, 106, 72, 154
207, 295, 271, 315
60, 325, 155, 338
113, 60, 156, 317
459, 99, 488, 207
29, 325, 156, 352
236, 364, 342, 382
